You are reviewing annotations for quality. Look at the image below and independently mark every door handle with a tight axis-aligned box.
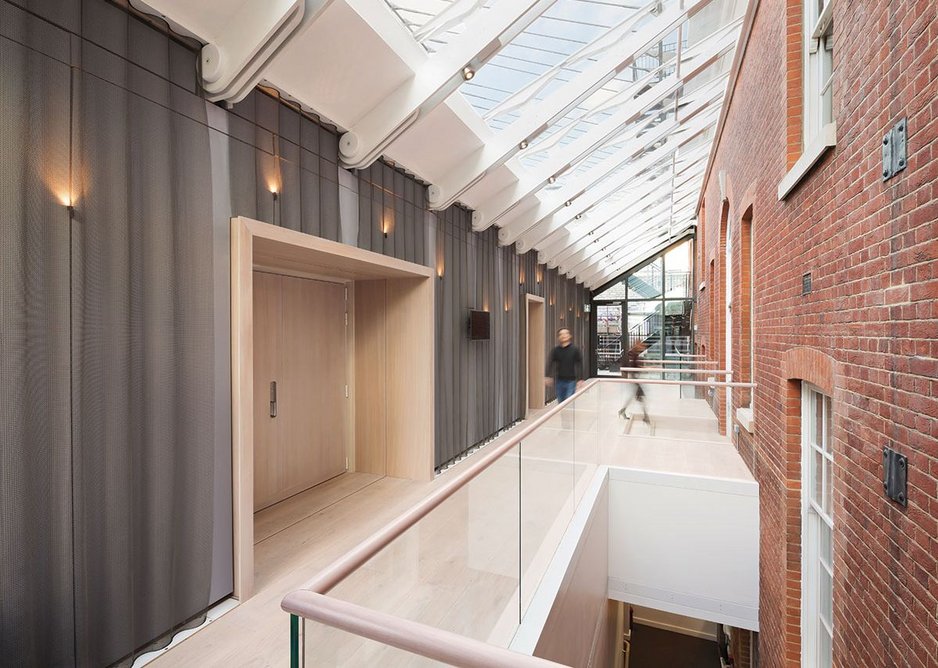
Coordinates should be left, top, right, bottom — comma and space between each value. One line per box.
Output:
270, 381, 277, 418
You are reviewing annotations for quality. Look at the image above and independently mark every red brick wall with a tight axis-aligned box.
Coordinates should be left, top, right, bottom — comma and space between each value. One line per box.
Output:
694, 1, 938, 666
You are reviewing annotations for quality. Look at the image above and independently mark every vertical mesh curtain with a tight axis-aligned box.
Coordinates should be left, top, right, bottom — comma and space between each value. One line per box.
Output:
1, 1, 218, 665
0, 27, 75, 668
71, 5, 217, 665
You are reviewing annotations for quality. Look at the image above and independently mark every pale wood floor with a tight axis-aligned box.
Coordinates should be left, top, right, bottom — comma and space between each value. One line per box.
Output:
152, 388, 749, 667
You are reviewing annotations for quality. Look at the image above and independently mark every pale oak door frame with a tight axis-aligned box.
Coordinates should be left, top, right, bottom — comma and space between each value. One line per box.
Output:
231, 217, 435, 600
526, 294, 546, 415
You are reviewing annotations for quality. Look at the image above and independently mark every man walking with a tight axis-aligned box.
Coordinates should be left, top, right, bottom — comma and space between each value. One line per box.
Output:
618, 341, 649, 423
545, 327, 584, 403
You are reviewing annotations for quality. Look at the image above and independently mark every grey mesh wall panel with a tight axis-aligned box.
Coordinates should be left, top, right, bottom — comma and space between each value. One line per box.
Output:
431, 207, 589, 468
1, 4, 594, 665
0, 28, 75, 667
71, 30, 218, 668
357, 161, 428, 265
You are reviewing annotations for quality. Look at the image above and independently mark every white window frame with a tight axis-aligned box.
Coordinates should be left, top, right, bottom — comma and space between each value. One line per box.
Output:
801, 383, 834, 668
778, 0, 836, 200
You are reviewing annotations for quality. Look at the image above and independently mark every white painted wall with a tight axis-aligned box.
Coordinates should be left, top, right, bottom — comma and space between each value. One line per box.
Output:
631, 606, 718, 641
606, 467, 760, 631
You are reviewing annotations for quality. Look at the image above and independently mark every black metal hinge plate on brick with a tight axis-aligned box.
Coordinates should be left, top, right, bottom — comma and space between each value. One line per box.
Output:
882, 118, 908, 181
882, 447, 908, 507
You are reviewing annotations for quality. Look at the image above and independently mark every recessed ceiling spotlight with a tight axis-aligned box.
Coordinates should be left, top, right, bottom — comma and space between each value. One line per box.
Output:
519, 140, 529, 150
462, 66, 475, 81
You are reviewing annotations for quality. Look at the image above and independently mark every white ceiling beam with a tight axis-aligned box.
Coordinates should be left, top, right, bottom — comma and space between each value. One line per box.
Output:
586, 230, 694, 288
581, 207, 696, 274
529, 143, 704, 261
538, 172, 677, 264
537, 143, 709, 261
196, 0, 335, 102
338, 0, 557, 169
564, 208, 677, 274
426, 0, 713, 210
582, 224, 695, 287
556, 200, 676, 270
473, 18, 740, 230
511, 103, 720, 253
503, 72, 726, 246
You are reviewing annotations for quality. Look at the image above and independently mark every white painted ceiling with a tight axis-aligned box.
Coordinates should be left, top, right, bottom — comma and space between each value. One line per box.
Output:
133, 0, 748, 288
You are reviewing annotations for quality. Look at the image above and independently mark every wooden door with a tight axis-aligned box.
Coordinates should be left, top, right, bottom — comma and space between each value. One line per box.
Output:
527, 298, 546, 411
279, 275, 348, 498
253, 272, 348, 512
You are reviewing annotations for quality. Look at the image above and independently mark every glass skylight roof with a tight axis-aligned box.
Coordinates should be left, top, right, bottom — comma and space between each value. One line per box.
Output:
382, 0, 749, 286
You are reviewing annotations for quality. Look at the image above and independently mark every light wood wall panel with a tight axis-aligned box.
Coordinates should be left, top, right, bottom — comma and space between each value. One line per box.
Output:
386, 278, 434, 480
354, 280, 388, 476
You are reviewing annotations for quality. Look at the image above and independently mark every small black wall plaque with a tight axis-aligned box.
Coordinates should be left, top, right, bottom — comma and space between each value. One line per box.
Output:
882, 447, 908, 507
882, 117, 908, 181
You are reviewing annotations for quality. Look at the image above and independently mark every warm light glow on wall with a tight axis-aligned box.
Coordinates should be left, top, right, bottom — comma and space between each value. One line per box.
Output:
267, 182, 279, 196
58, 192, 73, 207
382, 208, 394, 237
437, 262, 444, 279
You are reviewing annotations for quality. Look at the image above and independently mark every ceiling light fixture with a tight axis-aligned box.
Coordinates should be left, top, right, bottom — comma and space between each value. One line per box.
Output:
548, 176, 557, 184
519, 140, 529, 150
564, 200, 572, 207
575, 214, 583, 220
462, 66, 475, 81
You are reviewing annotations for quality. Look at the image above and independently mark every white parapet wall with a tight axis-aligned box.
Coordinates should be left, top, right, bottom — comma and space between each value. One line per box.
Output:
606, 466, 760, 631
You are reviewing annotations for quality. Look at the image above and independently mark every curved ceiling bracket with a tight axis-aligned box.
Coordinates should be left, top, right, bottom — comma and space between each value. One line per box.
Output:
339, 0, 557, 172
200, 0, 335, 103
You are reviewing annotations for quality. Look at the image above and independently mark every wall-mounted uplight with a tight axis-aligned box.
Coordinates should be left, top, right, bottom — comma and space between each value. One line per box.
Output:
269, 184, 279, 201
462, 66, 475, 81
59, 192, 76, 219
381, 208, 394, 238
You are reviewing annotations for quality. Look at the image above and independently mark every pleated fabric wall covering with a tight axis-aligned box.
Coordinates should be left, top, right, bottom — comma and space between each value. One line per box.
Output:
0, 19, 75, 667
70, 3, 222, 665
1, 1, 229, 665
356, 160, 427, 264
433, 207, 590, 468
225, 89, 342, 240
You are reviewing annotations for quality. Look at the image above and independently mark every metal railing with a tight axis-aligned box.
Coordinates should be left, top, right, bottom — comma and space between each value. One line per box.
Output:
281, 376, 755, 666
282, 378, 604, 667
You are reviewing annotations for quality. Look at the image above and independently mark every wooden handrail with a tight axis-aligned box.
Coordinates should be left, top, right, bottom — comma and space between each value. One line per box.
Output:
620, 367, 733, 375
292, 378, 601, 596
282, 591, 567, 668
639, 359, 718, 365
608, 378, 755, 388
280, 375, 746, 666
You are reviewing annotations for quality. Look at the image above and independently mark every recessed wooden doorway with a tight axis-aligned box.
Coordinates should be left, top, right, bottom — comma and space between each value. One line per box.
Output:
252, 271, 348, 512
231, 217, 434, 599
526, 294, 546, 414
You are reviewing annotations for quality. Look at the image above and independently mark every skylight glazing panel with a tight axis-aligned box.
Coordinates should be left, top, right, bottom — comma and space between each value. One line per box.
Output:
459, 0, 654, 129
385, 0, 498, 53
